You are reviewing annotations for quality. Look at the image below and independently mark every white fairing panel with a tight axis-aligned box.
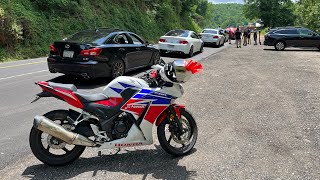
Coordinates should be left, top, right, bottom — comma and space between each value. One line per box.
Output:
102, 76, 149, 97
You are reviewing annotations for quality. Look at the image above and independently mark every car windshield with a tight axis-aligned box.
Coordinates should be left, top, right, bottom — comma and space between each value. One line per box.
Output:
203, 30, 218, 34
165, 30, 189, 37
65, 30, 111, 44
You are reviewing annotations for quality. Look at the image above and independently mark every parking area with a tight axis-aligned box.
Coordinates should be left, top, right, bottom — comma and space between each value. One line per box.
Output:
1, 44, 320, 179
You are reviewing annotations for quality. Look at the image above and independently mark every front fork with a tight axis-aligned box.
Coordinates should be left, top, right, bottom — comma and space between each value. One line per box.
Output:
156, 104, 185, 135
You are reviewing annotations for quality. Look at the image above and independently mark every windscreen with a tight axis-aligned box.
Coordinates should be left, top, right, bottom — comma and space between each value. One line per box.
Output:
65, 30, 111, 44
202, 30, 218, 34
165, 30, 189, 37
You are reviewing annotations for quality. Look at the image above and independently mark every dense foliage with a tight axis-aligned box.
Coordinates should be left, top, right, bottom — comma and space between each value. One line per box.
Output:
295, 0, 320, 32
0, 0, 207, 61
243, 0, 296, 28
244, 0, 320, 32
202, 3, 250, 28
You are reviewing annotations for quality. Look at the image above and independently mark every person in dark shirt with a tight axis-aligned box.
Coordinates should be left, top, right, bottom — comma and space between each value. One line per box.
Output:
253, 28, 258, 45
235, 28, 242, 48
247, 29, 251, 44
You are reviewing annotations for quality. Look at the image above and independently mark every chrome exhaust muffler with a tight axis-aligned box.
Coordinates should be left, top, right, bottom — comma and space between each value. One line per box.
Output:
33, 115, 96, 147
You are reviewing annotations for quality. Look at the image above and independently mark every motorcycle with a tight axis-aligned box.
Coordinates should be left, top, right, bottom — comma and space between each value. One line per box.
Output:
29, 59, 203, 166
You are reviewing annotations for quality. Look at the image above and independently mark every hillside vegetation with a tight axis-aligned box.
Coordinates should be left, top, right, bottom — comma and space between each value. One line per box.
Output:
0, 0, 206, 61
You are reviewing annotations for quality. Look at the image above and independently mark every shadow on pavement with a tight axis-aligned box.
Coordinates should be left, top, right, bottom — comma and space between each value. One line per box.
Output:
22, 146, 197, 180
47, 66, 151, 90
263, 48, 319, 52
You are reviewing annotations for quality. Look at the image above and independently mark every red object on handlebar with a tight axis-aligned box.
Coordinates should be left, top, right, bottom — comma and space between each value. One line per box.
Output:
185, 60, 203, 74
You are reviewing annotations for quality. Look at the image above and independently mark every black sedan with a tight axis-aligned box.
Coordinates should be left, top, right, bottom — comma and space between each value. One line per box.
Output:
264, 27, 320, 51
48, 28, 161, 79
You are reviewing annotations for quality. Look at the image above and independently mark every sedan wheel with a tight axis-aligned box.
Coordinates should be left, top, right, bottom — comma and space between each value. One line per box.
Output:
188, 46, 194, 57
111, 60, 124, 79
275, 41, 285, 51
153, 53, 161, 65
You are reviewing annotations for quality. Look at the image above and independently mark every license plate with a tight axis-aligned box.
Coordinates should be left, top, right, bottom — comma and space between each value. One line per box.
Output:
168, 45, 174, 48
63, 50, 74, 58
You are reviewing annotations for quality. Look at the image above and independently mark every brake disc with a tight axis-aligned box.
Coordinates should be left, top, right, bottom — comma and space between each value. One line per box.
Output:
172, 118, 192, 144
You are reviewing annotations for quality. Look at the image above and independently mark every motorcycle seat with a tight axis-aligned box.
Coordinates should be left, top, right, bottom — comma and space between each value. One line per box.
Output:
48, 82, 77, 92
74, 92, 109, 102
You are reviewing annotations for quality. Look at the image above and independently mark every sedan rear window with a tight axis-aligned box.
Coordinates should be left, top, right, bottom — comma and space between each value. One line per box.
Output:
65, 30, 110, 44
202, 30, 218, 34
165, 30, 189, 37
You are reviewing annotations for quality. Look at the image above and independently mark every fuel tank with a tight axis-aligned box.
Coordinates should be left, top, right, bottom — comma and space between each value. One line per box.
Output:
102, 76, 149, 97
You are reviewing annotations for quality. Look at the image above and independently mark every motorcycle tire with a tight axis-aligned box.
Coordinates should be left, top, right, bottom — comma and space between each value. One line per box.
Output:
157, 109, 198, 156
29, 110, 86, 166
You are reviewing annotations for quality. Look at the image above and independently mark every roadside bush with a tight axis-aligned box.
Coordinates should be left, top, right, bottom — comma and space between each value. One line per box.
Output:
0, 7, 23, 48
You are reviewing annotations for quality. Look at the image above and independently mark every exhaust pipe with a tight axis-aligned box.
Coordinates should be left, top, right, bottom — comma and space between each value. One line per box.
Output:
33, 115, 96, 147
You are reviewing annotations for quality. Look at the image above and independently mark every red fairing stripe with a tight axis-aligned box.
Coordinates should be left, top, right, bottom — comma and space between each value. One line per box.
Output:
155, 104, 185, 126
95, 97, 124, 107
41, 86, 84, 109
145, 106, 167, 124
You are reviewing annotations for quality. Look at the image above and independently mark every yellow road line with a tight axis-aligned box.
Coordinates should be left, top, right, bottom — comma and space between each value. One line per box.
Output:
0, 61, 46, 69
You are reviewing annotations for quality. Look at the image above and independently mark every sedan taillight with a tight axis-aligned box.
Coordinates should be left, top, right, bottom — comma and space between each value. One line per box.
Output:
159, 39, 167, 43
80, 48, 102, 56
179, 40, 188, 44
213, 36, 219, 38
50, 44, 58, 53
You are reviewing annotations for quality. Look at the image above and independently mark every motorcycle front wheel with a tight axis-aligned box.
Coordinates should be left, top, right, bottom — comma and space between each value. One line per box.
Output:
157, 109, 198, 156
29, 110, 86, 166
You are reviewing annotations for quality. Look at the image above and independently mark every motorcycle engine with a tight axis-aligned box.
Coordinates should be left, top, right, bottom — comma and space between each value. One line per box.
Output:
112, 113, 132, 139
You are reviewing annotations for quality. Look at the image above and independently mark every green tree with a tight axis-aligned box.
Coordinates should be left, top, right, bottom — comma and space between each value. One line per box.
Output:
244, 0, 296, 27
295, 0, 320, 32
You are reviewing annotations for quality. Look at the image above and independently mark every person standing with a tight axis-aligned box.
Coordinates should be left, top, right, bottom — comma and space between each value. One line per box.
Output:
235, 28, 242, 48
228, 29, 232, 44
253, 29, 258, 45
247, 29, 251, 45
243, 28, 248, 46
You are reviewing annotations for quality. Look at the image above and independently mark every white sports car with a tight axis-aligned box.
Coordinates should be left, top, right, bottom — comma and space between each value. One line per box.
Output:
200, 29, 225, 47
158, 30, 204, 57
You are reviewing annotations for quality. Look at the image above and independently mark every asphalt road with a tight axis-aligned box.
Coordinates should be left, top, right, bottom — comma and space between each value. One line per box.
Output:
0, 44, 228, 171
1, 43, 320, 179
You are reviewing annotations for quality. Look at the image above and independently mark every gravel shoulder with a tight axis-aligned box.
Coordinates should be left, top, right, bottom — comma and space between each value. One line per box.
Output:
1, 44, 320, 179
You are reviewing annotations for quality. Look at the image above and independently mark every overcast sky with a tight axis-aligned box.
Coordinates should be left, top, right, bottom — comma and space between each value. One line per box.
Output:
208, 0, 244, 4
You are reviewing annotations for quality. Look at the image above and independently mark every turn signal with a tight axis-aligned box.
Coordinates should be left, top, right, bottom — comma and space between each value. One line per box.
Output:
80, 48, 102, 56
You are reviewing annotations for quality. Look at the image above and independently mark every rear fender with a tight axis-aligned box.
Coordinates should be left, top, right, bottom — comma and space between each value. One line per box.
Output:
35, 81, 84, 109
155, 104, 185, 126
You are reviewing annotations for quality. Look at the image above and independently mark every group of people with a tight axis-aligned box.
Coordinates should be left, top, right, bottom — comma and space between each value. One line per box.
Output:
232, 28, 259, 48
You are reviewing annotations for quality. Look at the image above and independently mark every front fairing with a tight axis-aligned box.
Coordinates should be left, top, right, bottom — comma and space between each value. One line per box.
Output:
155, 83, 184, 98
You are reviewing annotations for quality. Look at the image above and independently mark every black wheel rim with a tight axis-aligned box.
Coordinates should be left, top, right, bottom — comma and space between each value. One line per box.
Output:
164, 116, 194, 150
189, 47, 193, 56
113, 62, 124, 78
154, 54, 161, 65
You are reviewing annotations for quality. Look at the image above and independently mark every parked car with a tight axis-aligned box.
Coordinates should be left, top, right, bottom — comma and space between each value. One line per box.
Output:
200, 29, 225, 47
158, 29, 203, 57
47, 28, 160, 79
264, 27, 320, 51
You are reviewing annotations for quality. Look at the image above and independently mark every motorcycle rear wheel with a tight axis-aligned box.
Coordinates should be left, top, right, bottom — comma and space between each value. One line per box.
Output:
29, 110, 86, 166
157, 109, 198, 156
